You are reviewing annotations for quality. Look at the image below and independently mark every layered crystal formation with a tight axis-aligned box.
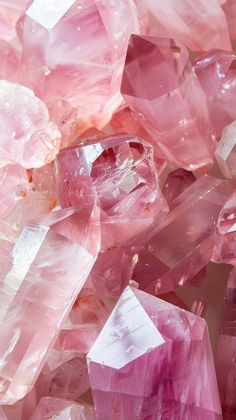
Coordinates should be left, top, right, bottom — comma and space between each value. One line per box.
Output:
20, 0, 139, 130
0, 205, 100, 404
121, 35, 214, 170
134, 175, 234, 295
88, 287, 222, 419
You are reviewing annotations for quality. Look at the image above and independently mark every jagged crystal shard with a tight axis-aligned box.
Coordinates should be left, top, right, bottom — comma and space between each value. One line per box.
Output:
215, 121, 236, 178
121, 35, 214, 170
0, 205, 100, 404
20, 0, 139, 130
30, 397, 95, 420
87, 287, 222, 419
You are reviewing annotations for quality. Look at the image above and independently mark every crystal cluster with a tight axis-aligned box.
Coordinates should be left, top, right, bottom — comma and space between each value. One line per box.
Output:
0, 0, 236, 419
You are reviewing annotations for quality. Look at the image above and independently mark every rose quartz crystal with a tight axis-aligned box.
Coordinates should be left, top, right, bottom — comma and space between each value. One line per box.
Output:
20, 0, 139, 130
30, 397, 95, 420
194, 50, 236, 139
146, 0, 231, 51
215, 121, 236, 178
162, 168, 196, 206
134, 175, 234, 295
121, 35, 214, 170
0, 40, 21, 83
0, 164, 29, 219
36, 356, 90, 401
222, 0, 236, 43
216, 268, 236, 417
212, 191, 236, 265
88, 286, 222, 419
0, 205, 100, 404
0, 81, 61, 169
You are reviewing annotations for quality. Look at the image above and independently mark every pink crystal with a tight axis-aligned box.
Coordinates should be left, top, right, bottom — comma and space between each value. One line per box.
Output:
194, 50, 236, 139
216, 268, 236, 417
0, 164, 29, 219
146, 0, 231, 51
20, 0, 139, 130
0, 205, 100, 404
162, 168, 196, 206
32, 163, 57, 201
212, 191, 236, 264
215, 121, 236, 178
30, 397, 95, 420
0, 40, 21, 83
88, 286, 222, 419
134, 175, 234, 295
0, 81, 61, 169
36, 355, 90, 401
121, 35, 214, 170
222, 0, 236, 43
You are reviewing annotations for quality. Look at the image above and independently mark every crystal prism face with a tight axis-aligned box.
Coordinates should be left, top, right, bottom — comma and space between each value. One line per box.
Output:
0, 205, 100, 404
162, 168, 196, 206
134, 175, 234, 295
121, 35, 214, 171
212, 191, 236, 264
194, 50, 236, 139
87, 287, 222, 420
216, 268, 236, 416
146, 0, 231, 51
20, 0, 139, 130
0, 164, 29, 219
31, 397, 96, 420
215, 121, 236, 178
56, 134, 168, 248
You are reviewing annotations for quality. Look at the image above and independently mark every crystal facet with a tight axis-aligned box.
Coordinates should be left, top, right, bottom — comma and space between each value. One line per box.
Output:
30, 397, 95, 420
121, 35, 214, 170
88, 287, 222, 419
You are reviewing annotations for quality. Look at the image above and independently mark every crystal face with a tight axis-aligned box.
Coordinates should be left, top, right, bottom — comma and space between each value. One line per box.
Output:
87, 287, 222, 420
121, 35, 214, 170
20, 0, 139, 130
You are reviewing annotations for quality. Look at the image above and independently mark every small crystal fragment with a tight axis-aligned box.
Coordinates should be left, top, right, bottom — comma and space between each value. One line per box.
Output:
87, 287, 222, 419
162, 168, 196, 206
215, 121, 236, 178
121, 35, 214, 170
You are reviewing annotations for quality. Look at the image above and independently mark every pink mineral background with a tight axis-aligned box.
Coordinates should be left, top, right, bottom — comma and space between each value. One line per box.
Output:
0, 0, 235, 419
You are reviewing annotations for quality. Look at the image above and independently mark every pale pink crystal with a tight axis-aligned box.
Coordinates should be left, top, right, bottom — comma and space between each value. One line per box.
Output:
0, 205, 100, 404
146, 0, 231, 51
30, 397, 95, 420
194, 50, 236, 139
212, 191, 236, 264
87, 286, 222, 419
0, 164, 29, 219
121, 35, 214, 170
134, 175, 234, 295
222, 0, 236, 43
0, 81, 61, 169
36, 356, 90, 401
20, 0, 139, 130
215, 121, 236, 178
32, 163, 56, 201
0, 40, 21, 83
162, 168, 196, 206
216, 268, 236, 417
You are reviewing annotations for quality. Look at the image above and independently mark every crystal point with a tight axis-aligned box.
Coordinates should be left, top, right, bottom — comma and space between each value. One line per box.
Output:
88, 287, 222, 419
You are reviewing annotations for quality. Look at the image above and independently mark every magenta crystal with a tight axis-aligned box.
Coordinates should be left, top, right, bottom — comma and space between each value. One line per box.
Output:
87, 286, 222, 419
